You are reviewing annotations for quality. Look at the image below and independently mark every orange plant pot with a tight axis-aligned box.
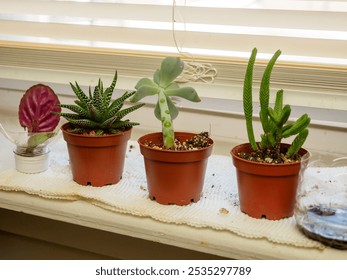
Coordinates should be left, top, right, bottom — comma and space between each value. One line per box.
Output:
231, 143, 309, 220
61, 123, 131, 187
138, 132, 213, 206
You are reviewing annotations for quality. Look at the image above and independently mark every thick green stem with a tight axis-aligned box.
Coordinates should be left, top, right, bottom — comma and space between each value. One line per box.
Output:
244, 48, 259, 151
158, 90, 174, 148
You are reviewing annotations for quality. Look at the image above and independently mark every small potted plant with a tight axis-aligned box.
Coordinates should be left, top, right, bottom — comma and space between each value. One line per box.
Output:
0, 84, 61, 173
56, 71, 144, 187
231, 48, 311, 220
130, 57, 214, 205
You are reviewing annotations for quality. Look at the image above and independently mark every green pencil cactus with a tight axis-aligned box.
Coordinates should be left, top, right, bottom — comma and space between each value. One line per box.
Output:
243, 48, 310, 159
130, 57, 201, 149
56, 71, 144, 135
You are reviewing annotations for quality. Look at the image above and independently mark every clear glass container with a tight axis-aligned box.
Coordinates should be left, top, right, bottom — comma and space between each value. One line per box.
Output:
295, 154, 347, 249
0, 117, 60, 173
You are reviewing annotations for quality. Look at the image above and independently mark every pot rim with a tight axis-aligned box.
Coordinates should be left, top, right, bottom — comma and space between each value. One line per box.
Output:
61, 122, 132, 138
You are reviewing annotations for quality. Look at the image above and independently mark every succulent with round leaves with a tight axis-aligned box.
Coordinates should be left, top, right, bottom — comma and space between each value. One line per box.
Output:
243, 48, 310, 158
130, 57, 201, 149
57, 71, 144, 135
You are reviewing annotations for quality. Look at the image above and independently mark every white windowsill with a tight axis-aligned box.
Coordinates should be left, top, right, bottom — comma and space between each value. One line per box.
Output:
1, 190, 345, 260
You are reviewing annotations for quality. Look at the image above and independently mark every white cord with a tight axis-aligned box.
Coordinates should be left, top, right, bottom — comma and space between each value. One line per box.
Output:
177, 61, 217, 83
172, 0, 217, 84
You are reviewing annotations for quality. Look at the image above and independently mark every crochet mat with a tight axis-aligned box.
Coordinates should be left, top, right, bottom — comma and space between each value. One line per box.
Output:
0, 137, 329, 249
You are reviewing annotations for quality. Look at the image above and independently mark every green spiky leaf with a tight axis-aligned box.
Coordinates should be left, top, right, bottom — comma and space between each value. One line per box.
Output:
57, 104, 89, 118
287, 129, 309, 157
58, 112, 83, 120
274, 90, 283, 114
115, 103, 145, 121
259, 50, 281, 133
282, 114, 310, 138
65, 118, 100, 129
70, 82, 89, 105
92, 83, 104, 113
102, 71, 117, 107
243, 48, 258, 151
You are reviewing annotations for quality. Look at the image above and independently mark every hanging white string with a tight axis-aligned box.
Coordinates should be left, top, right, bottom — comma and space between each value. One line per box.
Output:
172, 0, 217, 84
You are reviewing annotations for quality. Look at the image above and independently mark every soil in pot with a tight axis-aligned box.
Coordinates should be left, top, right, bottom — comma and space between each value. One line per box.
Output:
142, 132, 211, 150
138, 132, 213, 205
237, 143, 302, 164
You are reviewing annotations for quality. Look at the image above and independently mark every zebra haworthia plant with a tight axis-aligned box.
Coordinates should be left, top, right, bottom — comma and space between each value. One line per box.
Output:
243, 48, 310, 159
130, 57, 201, 149
57, 71, 145, 135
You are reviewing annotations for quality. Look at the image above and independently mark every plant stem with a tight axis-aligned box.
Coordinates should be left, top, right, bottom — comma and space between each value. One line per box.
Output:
158, 90, 175, 148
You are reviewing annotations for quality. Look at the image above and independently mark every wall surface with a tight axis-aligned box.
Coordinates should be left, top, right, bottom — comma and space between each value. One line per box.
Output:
0, 208, 225, 260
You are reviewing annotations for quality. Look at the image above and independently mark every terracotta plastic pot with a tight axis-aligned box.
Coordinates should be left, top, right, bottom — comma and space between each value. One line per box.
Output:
61, 123, 131, 187
231, 143, 309, 220
138, 132, 213, 206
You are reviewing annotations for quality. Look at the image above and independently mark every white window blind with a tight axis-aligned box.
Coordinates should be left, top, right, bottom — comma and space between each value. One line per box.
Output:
0, 0, 347, 110
1, 0, 347, 65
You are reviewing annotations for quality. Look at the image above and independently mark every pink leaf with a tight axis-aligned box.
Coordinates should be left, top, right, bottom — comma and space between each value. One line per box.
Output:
18, 84, 61, 132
